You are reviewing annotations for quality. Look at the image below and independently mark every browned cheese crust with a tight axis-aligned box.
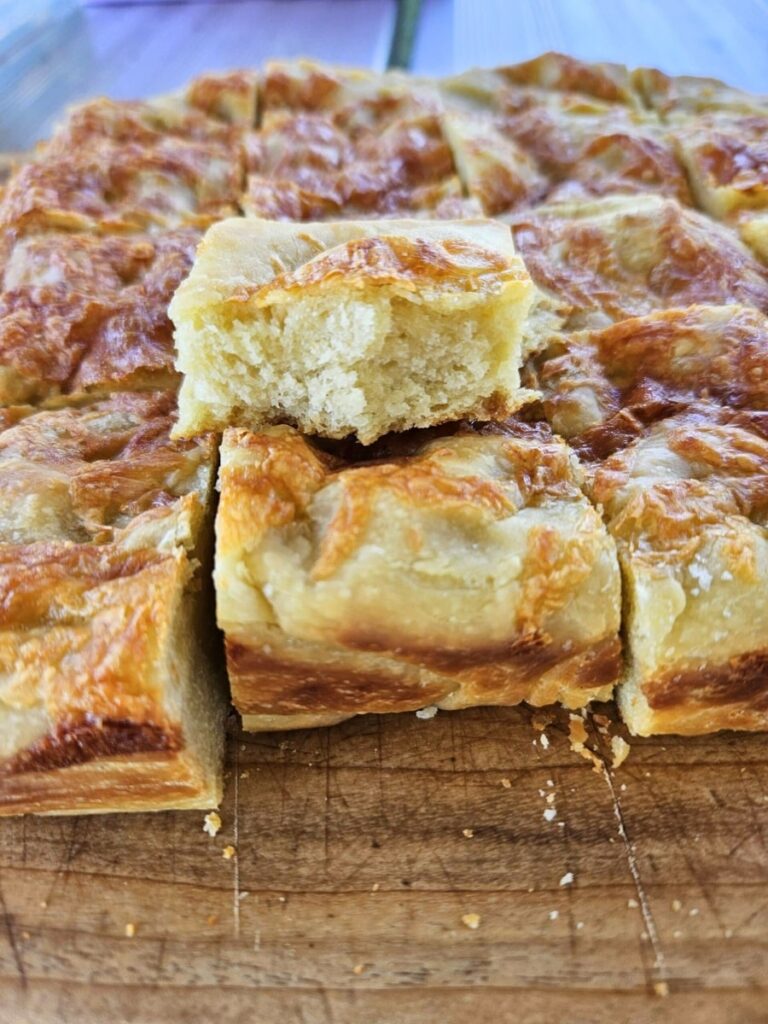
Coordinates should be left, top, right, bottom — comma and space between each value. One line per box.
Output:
215, 422, 622, 727
0, 392, 222, 814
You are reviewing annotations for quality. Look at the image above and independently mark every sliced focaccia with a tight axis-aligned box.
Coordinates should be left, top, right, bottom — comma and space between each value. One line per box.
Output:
0, 134, 244, 234
509, 195, 768, 330
0, 227, 199, 404
672, 113, 768, 220
215, 421, 622, 731
171, 217, 536, 443
0, 392, 224, 815
244, 61, 469, 221
633, 67, 768, 120
591, 408, 768, 736
243, 108, 470, 221
528, 304, 768, 454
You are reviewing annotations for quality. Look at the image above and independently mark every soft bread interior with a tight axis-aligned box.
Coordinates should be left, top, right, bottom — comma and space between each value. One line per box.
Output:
172, 218, 535, 444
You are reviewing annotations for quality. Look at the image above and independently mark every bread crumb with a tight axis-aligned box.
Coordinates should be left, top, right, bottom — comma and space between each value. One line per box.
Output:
461, 913, 481, 930
39, 900, 47, 909
672, 899, 682, 912
238, 891, 250, 901
240, 770, 250, 779
371, 883, 380, 893
559, 872, 574, 887
548, 910, 559, 921
415, 705, 438, 720
500, 778, 512, 789
352, 963, 365, 975
673, 929, 682, 939
546, 779, 554, 787
539, 732, 550, 749
611, 735, 631, 769
689, 907, 700, 917
203, 812, 222, 837
462, 828, 475, 838
543, 808, 557, 822
627, 898, 638, 908
653, 981, 669, 998
124, 923, 136, 938
222, 845, 236, 860
576, 921, 584, 930
545, 792, 556, 805
568, 715, 602, 771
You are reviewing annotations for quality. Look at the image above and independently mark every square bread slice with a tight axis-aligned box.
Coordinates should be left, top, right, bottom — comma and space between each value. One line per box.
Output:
591, 407, 768, 736
171, 217, 536, 444
214, 421, 622, 731
0, 134, 244, 234
0, 392, 225, 815
672, 114, 768, 220
0, 228, 199, 405
509, 195, 768, 331
528, 304, 768, 454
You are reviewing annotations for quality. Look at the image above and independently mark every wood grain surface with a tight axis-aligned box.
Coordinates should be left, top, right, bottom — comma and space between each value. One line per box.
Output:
1, 706, 767, 1023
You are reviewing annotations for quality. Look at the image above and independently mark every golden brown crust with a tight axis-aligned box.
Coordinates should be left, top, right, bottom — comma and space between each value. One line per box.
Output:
0, 136, 243, 233
0, 229, 199, 403
511, 196, 768, 329
243, 107, 466, 220
0, 389, 223, 812
215, 422, 622, 724
633, 67, 768, 120
531, 305, 768, 451
498, 52, 640, 107
673, 114, 768, 219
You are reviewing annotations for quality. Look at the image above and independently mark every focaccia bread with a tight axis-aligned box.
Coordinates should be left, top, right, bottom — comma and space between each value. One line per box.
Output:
171, 217, 537, 443
633, 66, 768, 120
509, 195, 768, 330
592, 407, 768, 736
0, 227, 199, 404
215, 422, 622, 731
0, 133, 244, 234
0, 392, 224, 815
451, 94, 688, 212
244, 60, 472, 221
672, 114, 768, 220
244, 109, 471, 221
529, 304, 768, 454
532, 305, 768, 735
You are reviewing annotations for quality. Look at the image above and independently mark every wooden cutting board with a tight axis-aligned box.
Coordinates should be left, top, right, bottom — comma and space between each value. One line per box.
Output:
1, 704, 766, 1023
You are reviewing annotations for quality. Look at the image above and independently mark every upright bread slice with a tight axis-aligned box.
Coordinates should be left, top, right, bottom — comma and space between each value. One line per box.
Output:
171, 217, 536, 444
592, 408, 768, 736
0, 392, 224, 815
215, 421, 622, 730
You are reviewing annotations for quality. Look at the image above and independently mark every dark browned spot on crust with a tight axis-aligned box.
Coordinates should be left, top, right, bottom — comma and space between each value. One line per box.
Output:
341, 629, 559, 676
226, 639, 451, 714
569, 635, 623, 690
6, 717, 182, 774
227, 630, 621, 716
647, 649, 768, 711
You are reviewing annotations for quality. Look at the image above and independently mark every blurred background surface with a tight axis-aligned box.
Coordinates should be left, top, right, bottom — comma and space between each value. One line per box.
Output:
1, 0, 766, 149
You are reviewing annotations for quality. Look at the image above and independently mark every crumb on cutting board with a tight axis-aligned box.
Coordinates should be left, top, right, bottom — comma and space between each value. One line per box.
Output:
222, 845, 236, 860
461, 913, 481, 930
611, 735, 631, 768
203, 811, 222, 837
